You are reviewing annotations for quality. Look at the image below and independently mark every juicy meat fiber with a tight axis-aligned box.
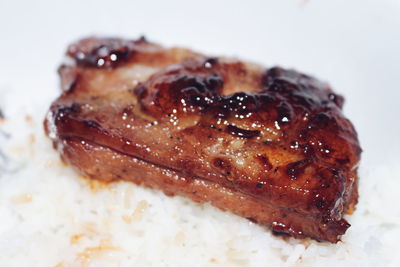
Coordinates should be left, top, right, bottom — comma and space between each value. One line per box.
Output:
45, 37, 361, 243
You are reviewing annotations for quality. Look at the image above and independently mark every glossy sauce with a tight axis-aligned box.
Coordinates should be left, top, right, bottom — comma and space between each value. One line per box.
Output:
48, 37, 362, 242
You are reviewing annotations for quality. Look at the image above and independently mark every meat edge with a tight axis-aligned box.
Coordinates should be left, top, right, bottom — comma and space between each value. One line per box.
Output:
57, 136, 353, 243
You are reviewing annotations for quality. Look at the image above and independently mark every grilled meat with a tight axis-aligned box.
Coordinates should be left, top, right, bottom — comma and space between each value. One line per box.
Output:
45, 37, 361, 242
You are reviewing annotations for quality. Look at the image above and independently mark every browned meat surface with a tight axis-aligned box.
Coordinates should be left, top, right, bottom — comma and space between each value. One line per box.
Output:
44, 37, 361, 243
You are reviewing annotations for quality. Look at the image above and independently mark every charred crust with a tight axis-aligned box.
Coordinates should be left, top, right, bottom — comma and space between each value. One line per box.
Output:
225, 124, 260, 138
137, 68, 225, 115
285, 159, 312, 180
53, 103, 81, 122
67, 37, 137, 69
136, 64, 344, 140
309, 112, 333, 128
261, 67, 343, 112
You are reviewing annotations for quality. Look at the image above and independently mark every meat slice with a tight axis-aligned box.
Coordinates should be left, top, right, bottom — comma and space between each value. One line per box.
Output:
44, 37, 361, 242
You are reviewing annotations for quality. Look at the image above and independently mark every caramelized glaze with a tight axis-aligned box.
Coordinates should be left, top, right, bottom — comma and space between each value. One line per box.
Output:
45, 37, 361, 242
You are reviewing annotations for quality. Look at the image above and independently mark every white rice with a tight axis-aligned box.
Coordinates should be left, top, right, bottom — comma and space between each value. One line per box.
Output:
0, 83, 399, 267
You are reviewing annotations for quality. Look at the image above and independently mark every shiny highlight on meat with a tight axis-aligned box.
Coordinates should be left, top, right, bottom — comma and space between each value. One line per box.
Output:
45, 36, 361, 243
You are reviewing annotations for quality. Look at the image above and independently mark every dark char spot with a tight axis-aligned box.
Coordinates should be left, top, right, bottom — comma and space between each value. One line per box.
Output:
310, 112, 331, 128
212, 157, 231, 171
226, 124, 260, 138
285, 159, 311, 180
246, 217, 258, 223
84, 120, 101, 129
256, 154, 273, 171
69, 38, 135, 69
134, 83, 148, 99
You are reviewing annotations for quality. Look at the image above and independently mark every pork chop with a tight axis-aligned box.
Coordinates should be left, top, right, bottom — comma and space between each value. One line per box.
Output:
44, 37, 361, 242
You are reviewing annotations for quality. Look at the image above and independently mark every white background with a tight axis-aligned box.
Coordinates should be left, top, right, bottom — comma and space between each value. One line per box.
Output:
0, 0, 399, 166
